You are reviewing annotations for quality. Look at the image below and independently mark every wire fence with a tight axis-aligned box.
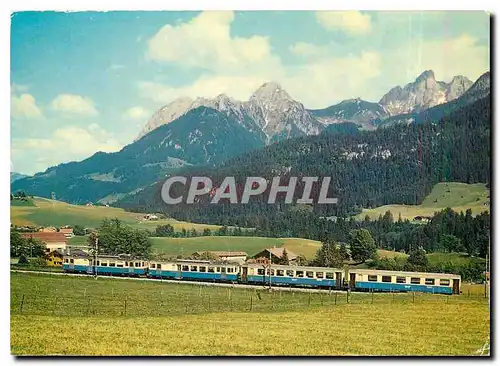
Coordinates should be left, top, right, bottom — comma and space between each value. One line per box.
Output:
11, 286, 489, 318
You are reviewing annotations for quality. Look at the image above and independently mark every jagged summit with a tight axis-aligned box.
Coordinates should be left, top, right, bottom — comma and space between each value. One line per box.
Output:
250, 81, 291, 101
379, 70, 472, 115
415, 70, 436, 83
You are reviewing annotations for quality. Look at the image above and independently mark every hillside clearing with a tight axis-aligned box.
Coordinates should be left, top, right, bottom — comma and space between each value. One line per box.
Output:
150, 236, 321, 259
10, 197, 221, 232
358, 182, 489, 221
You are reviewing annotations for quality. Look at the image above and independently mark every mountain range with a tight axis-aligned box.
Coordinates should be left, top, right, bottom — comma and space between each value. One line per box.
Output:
11, 70, 488, 206
137, 70, 474, 141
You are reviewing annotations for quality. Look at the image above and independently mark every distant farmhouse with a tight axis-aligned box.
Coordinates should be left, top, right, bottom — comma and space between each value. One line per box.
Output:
252, 247, 297, 264
59, 227, 74, 238
21, 232, 68, 252
192, 251, 248, 264
144, 214, 159, 221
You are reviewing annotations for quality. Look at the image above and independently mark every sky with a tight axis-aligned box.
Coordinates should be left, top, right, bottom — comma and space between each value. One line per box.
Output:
10, 10, 490, 175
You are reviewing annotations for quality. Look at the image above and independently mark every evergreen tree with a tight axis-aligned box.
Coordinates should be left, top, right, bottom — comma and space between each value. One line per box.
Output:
280, 249, 290, 265
407, 247, 429, 269
348, 228, 376, 263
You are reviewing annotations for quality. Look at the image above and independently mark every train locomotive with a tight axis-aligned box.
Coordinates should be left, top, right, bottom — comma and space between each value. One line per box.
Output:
62, 254, 461, 295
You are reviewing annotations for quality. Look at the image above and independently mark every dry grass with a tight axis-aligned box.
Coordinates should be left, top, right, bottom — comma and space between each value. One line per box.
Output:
357, 182, 490, 221
10, 197, 221, 232
10, 272, 490, 356
11, 301, 489, 356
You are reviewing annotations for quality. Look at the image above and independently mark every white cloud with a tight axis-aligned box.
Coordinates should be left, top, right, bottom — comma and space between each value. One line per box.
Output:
11, 124, 122, 174
142, 11, 383, 108
11, 93, 43, 119
316, 11, 372, 35
386, 33, 489, 85
50, 94, 99, 116
147, 11, 279, 74
139, 74, 278, 104
288, 42, 330, 58
123, 106, 150, 120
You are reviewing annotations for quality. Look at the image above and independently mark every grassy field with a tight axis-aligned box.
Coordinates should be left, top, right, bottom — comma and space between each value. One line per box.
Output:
358, 182, 490, 221
10, 272, 489, 356
150, 236, 321, 259
427, 252, 486, 267
10, 197, 222, 232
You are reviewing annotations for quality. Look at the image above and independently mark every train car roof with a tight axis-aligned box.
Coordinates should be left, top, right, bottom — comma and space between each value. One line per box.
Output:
242, 263, 344, 272
349, 268, 461, 279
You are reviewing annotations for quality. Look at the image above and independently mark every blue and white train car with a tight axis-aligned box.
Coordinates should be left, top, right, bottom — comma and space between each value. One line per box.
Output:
347, 269, 461, 294
147, 260, 239, 282
241, 263, 345, 288
63, 254, 149, 276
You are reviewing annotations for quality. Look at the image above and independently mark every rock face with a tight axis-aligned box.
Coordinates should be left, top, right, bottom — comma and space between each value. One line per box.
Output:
137, 70, 475, 141
309, 98, 389, 130
379, 70, 472, 115
244, 82, 323, 142
135, 82, 323, 143
136, 97, 193, 141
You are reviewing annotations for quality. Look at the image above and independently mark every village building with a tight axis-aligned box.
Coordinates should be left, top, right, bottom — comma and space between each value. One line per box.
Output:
21, 232, 68, 252
46, 248, 88, 266
252, 247, 298, 264
39, 226, 57, 233
192, 251, 248, 264
59, 227, 74, 238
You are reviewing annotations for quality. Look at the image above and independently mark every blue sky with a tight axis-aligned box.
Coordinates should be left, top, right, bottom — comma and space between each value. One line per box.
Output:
11, 11, 490, 175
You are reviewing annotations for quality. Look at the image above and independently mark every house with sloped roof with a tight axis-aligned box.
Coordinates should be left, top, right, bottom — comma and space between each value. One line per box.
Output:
192, 251, 248, 264
252, 247, 297, 264
21, 232, 68, 252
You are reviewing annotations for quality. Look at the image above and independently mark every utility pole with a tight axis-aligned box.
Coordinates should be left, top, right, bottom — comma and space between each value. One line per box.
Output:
485, 252, 488, 299
94, 236, 98, 279
269, 249, 272, 290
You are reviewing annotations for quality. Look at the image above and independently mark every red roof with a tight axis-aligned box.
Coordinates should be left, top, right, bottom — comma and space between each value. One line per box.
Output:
21, 232, 68, 243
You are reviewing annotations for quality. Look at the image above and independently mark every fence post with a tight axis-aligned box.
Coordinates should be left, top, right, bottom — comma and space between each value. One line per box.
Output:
392, 292, 395, 304
412, 292, 415, 303
124, 297, 127, 316
208, 295, 211, 311
250, 296, 253, 311
335, 292, 337, 305
371, 290, 374, 304
347, 291, 349, 304
468, 289, 470, 298
20, 294, 25, 314
308, 292, 311, 306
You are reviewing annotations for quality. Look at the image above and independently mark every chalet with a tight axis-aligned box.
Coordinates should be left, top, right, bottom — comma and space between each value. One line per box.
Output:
39, 226, 57, 233
59, 227, 74, 238
192, 251, 248, 264
21, 232, 68, 252
144, 214, 159, 221
46, 250, 65, 266
252, 247, 298, 264
47, 248, 88, 266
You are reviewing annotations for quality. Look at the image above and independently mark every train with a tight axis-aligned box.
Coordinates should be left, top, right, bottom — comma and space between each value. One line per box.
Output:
62, 253, 461, 295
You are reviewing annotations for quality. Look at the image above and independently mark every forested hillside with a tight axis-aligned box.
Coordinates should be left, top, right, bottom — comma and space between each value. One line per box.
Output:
119, 95, 490, 223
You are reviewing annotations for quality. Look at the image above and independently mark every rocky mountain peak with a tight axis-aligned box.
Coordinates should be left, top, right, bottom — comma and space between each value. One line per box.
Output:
379, 70, 472, 115
415, 70, 436, 83
135, 96, 193, 141
250, 81, 291, 102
